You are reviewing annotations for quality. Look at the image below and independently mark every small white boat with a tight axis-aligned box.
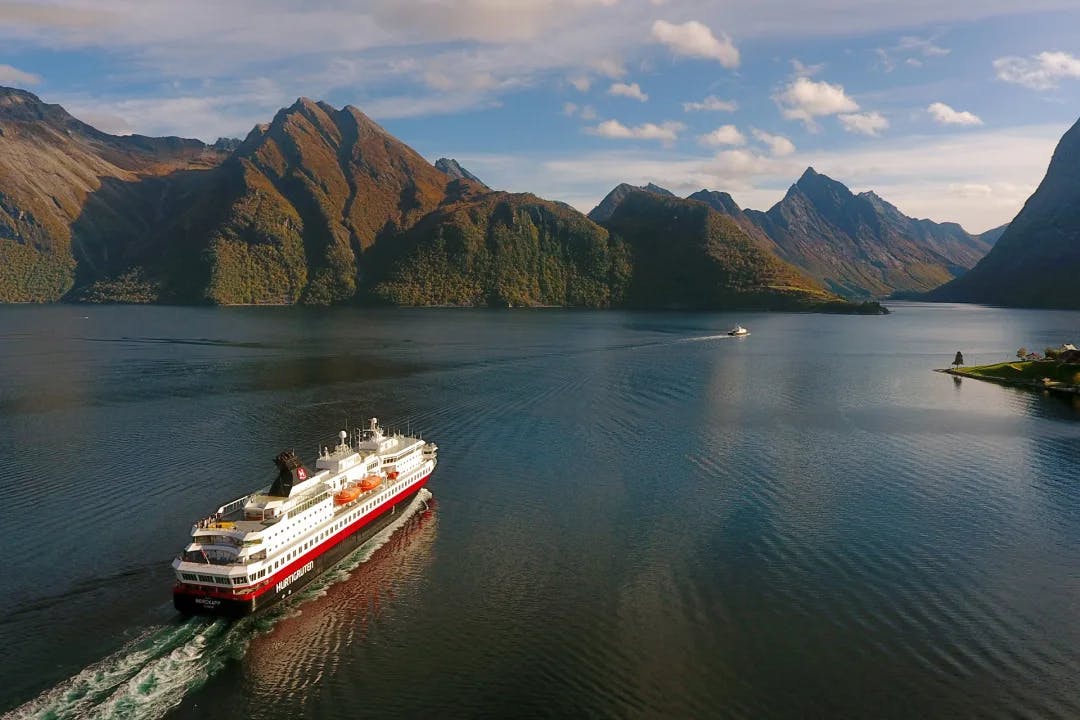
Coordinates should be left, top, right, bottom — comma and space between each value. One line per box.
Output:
728, 324, 749, 336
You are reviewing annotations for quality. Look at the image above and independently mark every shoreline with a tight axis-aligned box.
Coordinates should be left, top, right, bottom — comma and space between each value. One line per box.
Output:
936, 365, 1080, 396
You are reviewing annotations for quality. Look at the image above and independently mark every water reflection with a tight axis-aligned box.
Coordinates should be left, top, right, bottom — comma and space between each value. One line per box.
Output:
242, 502, 437, 701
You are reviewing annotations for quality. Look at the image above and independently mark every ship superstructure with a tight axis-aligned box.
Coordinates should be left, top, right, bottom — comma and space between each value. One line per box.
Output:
172, 418, 436, 616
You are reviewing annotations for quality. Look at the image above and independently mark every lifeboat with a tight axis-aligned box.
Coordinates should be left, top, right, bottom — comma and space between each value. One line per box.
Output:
387, 471, 399, 480
334, 486, 362, 505
360, 475, 382, 491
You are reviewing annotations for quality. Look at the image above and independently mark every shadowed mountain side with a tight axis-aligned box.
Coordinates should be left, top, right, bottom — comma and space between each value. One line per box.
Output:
600, 190, 844, 310
364, 192, 631, 307
740, 168, 993, 298
0, 86, 229, 301
686, 189, 786, 257
976, 223, 1009, 247
67, 168, 228, 303
587, 182, 674, 224
927, 116, 1080, 309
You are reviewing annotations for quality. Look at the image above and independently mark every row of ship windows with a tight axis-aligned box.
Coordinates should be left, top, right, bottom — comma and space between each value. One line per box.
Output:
187, 475, 408, 586
286, 491, 330, 519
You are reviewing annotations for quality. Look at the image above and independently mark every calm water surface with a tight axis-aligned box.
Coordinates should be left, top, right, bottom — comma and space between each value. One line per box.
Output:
1, 303, 1078, 718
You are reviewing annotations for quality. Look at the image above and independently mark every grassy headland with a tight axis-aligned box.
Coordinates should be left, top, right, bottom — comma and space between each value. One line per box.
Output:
942, 360, 1080, 395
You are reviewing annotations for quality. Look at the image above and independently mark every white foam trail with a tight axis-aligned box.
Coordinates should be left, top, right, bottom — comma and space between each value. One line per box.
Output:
678, 334, 741, 343
3, 489, 434, 720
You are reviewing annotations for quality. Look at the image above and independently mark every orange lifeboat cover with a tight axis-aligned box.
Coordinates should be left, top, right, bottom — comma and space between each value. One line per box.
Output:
360, 475, 382, 491
334, 486, 362, 505
387, 471, 399, 480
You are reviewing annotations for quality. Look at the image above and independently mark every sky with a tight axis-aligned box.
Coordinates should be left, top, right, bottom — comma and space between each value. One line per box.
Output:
1, 1, 1079, 233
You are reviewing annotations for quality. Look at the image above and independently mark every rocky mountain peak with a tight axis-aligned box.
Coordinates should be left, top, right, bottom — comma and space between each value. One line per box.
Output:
434, 157, 488, 188
587, 182, 675, 222
688, 189, 741, 216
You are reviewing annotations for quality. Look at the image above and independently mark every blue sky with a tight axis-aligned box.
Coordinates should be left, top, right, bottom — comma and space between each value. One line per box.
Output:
1, 1, 1078, 232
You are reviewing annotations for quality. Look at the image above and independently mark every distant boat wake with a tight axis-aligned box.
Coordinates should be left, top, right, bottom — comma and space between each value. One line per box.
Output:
3, 489, 433, 720
678, 334, 744, 343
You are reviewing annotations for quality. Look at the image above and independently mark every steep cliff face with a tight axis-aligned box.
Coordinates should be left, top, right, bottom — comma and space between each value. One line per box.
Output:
928, 117, 1080, 308
741, 168, 993, 298
0, 87, 227, 301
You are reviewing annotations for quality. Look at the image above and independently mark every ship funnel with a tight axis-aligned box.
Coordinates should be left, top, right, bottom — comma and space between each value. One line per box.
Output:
269, 450, 308, 497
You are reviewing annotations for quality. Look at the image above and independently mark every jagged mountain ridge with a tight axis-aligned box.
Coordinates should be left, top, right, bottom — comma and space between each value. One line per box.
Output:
928, 117, 1080, 308
195, 97, 462, 304
596, 189, 850, 310
592, 169, 998, 298
733, 168, 994, 298
434, 158, 487, 188
0, 88, 872, 310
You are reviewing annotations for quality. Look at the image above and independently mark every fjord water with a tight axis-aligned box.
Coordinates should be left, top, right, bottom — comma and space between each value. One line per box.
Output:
1, 303, 1079, 719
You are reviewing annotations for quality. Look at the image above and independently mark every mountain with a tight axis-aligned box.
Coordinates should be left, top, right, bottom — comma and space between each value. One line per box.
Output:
367, 192, 631, 307
688, 189, 741, 216
928, 117, 1080, 309
0, 88, 883, 311
587, 182, 674, 223
192, 98, 463, 304
434, 158, 487, 188
595, 189, 862, 310
0, 86, 228, 301
976, 223, 1009, 247
739, 168, 994, 298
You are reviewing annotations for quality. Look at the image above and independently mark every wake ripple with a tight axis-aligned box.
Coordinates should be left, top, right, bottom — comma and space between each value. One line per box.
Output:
3, 489, 433, 720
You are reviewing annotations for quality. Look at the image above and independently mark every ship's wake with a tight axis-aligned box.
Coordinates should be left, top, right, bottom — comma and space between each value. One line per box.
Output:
678, 333, 743, 343
3, 489, 433, 720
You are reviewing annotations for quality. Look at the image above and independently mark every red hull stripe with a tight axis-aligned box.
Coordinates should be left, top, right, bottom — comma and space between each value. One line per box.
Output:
175, 473, 431, 602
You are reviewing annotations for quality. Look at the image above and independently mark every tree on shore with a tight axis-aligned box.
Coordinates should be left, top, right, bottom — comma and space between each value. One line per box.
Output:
953, 351, 964, 368
1017, 347, 1028, 361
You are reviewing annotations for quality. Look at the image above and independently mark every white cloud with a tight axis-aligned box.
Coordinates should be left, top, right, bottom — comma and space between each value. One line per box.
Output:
0, 63, 41, 86
62, 88, 283, 141
876, 34, 949, 73
650, 20, 739, 67
791, 58, 824, 77
839, 111, 889, 136
682, 95, 737, 112
927, 102, 983, 126
897, 35, 950, 57
524, 124, 1064, 232
752, 128, 796, 156
563, 102, 597, 119
590, 57, 626, 79
589, 119, 685, 143
608, 81, 648, 101
363, 92, 503, 119
1, 0, 1075, 134
947, 183, 993, 198
75, 110, 133, 135
568, 75, 591, 92
775, 77, 859, 126
698, 124, 746, 147
994, 51, 1080, 90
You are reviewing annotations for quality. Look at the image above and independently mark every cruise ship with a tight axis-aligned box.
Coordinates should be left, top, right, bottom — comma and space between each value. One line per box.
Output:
172, 418, 437, 617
